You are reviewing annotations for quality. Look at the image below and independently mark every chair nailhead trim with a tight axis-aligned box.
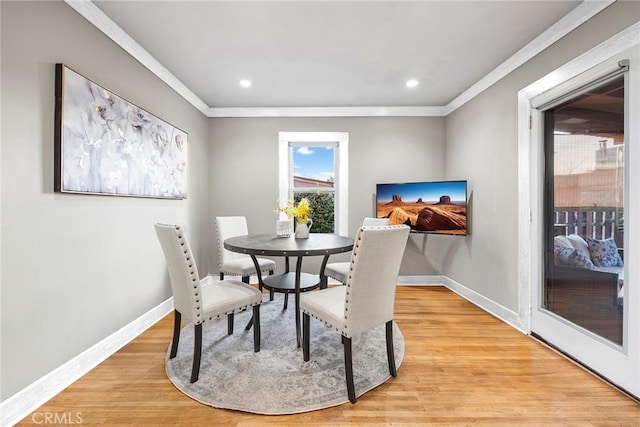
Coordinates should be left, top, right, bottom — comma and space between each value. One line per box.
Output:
303, 311, 344, 333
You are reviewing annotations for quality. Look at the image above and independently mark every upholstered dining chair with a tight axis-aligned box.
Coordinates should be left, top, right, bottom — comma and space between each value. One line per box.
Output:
300, 224, 410, 403
155, 223, 263, 383
215, 216, 276, 287
323, 217, 391, 285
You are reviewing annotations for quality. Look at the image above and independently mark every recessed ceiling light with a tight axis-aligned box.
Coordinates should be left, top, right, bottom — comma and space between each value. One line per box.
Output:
406, 79, 419, 88
239, 79, 252, 88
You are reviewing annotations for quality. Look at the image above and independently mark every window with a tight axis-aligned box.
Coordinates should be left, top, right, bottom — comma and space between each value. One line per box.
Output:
292, 143, 336, 233
279, 132, 348, 236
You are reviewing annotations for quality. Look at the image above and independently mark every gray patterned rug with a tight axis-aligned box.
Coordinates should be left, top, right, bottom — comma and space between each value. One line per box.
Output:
165, 294, 405, 414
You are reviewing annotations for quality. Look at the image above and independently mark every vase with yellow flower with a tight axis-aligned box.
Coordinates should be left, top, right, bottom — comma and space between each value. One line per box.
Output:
277, 198, 313, 239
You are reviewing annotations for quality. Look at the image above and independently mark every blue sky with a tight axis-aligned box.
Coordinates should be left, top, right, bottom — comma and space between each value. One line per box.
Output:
293, 146, 334, 181
377, 180, 467, 203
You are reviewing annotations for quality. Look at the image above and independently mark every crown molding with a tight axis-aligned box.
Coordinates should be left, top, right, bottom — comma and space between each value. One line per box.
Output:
445, 0, 614, 114
64, 0, 210, 115
522, 20, 639, 101
208, 105, 449, 118
66, 0, 614, 118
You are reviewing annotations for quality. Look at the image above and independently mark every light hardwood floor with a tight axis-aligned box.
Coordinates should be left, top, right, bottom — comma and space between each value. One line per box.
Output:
18, 286, 639, 426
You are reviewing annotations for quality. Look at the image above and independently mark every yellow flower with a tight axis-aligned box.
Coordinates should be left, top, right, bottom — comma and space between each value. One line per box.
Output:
277, 198, 311, 223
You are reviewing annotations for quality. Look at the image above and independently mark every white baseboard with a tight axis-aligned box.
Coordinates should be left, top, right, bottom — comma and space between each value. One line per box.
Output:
2, 275, 527, 425
442, 276, 527, 333
398, 275, 527, 333
0, 298, 174, 427
398, 274, 446, 285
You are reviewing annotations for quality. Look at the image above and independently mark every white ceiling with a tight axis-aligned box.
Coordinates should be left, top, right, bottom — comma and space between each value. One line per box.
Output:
71, 1, 609, 116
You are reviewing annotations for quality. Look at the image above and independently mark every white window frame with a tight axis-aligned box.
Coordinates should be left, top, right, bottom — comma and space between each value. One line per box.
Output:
278, 132, 348, 236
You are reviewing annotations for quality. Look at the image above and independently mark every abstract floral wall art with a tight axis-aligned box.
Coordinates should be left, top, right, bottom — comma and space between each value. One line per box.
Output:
54, 64, 187, 199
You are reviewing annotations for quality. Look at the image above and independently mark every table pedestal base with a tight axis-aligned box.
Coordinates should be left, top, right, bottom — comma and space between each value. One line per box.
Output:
262, 272, 320, 347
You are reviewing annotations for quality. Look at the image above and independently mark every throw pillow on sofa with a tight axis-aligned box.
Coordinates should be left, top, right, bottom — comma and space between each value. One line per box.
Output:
586, 237, 623, 267
554, 245, 595, 269
554, 235, 573, 249
567, 234, 591, 261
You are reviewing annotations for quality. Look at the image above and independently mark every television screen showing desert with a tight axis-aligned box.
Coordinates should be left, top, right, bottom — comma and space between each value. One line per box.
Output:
376, 181, 467, 235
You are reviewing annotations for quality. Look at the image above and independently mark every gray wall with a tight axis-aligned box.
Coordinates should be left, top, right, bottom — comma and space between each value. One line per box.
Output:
208, 117, 447, 275
0, 1, 211, 399
445, 1, 640, 309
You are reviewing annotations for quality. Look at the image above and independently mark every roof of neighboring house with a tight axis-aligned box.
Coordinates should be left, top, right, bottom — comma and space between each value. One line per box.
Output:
293, 176, 334, 188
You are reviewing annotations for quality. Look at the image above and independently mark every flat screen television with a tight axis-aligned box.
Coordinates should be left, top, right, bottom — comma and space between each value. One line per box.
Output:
376, 180, 468, 235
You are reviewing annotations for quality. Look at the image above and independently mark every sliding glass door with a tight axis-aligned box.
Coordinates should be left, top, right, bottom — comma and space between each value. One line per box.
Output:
530, 50, 639, 398
543, 75, 625, 346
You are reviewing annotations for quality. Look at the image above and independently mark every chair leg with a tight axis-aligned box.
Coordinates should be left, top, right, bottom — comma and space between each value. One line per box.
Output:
283, 293, 289, 309
264, 270, 274, 294
191, 323, 203, 383
252, 305, 261, 352
303, 313, 311, 361
343, 335, 356, 403
227, 313, 234, 335
170, 310, 181, 359
386, 320, 397, 377
244, 309, 254, 331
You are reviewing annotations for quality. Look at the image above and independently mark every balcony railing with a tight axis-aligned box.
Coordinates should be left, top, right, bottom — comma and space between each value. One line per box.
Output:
554, 206, 623, 248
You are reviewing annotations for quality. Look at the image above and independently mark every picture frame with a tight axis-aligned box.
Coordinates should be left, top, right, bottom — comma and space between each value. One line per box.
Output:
54, 64, 188, 199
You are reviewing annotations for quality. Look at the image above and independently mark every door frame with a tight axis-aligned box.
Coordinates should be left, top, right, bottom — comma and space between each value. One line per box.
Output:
517, 22, 640, 396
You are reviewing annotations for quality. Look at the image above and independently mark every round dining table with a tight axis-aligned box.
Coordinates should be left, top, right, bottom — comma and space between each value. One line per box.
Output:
224, 233, 354, 348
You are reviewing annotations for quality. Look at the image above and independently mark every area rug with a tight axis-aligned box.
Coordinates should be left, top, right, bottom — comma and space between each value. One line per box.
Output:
165, 294, 405, 414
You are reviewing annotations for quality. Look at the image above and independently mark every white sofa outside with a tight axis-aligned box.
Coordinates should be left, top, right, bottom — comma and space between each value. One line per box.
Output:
554, 234, 624, 306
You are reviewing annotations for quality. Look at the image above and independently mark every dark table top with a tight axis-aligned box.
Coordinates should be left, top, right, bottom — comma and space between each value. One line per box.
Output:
224, 233, 354, 257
